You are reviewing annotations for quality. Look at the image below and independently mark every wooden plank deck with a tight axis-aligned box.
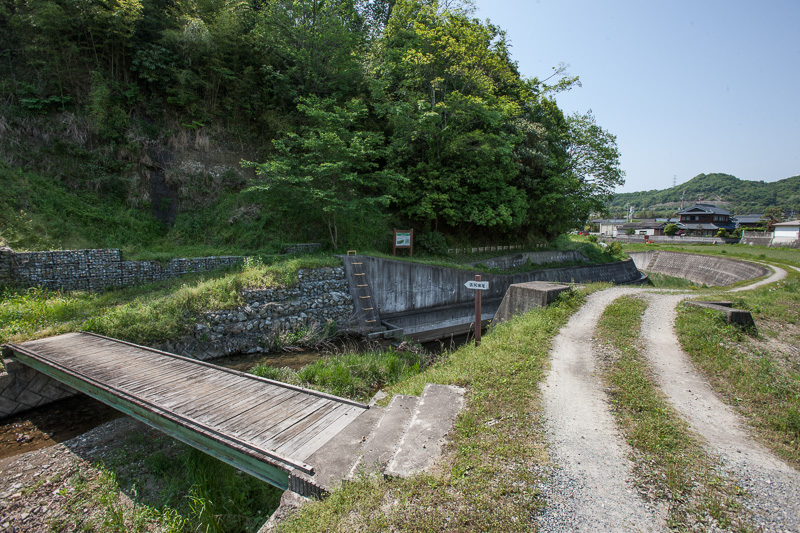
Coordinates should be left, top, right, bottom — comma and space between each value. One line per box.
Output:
3, 332, 369, 494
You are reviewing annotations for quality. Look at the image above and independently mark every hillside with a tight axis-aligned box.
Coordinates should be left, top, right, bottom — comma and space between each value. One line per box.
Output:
608, 173, 800, 218
0, 0, 625, 254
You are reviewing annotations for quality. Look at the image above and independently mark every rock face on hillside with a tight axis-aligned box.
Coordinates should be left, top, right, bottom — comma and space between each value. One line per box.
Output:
157, 267, 357, 361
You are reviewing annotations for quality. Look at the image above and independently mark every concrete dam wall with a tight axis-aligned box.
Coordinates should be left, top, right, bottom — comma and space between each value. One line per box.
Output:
628, 251, 768, 286
353, 255, 642, 336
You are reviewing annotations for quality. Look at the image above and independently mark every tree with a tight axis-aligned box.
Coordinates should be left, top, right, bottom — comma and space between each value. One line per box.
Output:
565, 111, 625, 200
373, 0, 528, 233
664, 223, 678, 236
242, 96, 398, 248
763, 206, 785, 231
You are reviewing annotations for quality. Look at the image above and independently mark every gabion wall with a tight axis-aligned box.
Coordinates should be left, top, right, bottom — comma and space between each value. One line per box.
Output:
157, 267, 357, 360
0, 247, 243, 291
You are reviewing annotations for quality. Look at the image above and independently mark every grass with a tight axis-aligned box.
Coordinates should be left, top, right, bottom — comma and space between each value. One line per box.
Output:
676, 276, 800, 465
0, 255, 340, 345
250, 347, 428, 403
45, 428, 282, 533
623, 242, 800, 269
596, 295, 750, 530
275, 284, 604, 532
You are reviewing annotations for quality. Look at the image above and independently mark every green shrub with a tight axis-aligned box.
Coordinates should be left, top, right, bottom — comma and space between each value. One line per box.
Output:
416, 231, 448, 256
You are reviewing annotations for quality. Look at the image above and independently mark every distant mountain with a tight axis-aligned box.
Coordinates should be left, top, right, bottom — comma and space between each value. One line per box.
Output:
608, 173, 800, 218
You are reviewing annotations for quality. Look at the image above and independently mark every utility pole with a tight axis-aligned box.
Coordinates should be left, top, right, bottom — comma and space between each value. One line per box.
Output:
681, 191, 685, 210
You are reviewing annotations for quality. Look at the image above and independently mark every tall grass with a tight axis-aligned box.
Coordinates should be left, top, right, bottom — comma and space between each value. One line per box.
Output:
250, 348, 427, 402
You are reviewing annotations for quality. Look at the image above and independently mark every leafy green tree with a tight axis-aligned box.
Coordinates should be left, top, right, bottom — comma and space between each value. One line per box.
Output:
664, 223, 678, 236
374, 0, 528, 233
242, 96, 397, 248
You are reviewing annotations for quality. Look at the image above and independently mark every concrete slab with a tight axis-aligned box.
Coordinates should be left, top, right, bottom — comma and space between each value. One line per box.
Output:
301, 404, 385, 491
492, 281, 570, 325
686, 301, 757, 331
384, 383, 465, 478
347, 394, 419, 479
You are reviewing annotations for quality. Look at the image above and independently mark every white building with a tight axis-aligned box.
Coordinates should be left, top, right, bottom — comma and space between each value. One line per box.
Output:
772, 220, 800, 243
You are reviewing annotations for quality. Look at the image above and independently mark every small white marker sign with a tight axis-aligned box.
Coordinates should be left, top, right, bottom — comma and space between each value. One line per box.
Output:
464, 280, 489, 290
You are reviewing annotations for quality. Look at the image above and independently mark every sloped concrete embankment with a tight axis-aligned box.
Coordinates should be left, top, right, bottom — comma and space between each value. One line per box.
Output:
628, 251, 768, 286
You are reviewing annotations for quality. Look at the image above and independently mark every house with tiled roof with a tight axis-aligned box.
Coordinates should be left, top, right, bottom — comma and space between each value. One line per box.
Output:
731, 214, 765, 229
676, 203, 737, 236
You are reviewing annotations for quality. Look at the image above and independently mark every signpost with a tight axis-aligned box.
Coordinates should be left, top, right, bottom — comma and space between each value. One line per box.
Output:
465, 275, 489, 346
393, 229, 413, 257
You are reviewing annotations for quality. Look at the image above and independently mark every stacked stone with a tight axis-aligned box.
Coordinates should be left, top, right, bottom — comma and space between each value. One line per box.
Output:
3, 248, 244, 291
179, 267, 355, 360
0, 357, 78, 419
283, 243, 322, 255
0, 246, 13, 285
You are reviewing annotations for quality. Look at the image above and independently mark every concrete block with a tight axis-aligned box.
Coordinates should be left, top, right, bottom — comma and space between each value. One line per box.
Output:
686, 301, 757, 331
301, 405, 385, 491
384, 384, 465, 478
492, 281, 570, 325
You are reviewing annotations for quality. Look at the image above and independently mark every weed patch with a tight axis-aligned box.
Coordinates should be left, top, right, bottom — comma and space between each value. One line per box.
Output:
251, 347, 426, 402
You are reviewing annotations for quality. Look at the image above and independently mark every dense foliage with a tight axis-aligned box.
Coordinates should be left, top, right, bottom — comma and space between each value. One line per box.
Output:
609, 173, 800, 219
1, 0, 624, 251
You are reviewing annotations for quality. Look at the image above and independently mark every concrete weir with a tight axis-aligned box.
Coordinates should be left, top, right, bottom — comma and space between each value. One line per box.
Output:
627, 251, 769, 286
344, 255, 643, 339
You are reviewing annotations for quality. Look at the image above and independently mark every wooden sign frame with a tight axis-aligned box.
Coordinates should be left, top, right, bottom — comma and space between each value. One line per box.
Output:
393, 229, 413, 257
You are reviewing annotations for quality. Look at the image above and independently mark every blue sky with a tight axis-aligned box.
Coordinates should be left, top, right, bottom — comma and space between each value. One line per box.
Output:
473, 0, 800, 193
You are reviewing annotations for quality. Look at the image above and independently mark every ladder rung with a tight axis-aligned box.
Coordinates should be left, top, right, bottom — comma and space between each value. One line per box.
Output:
362, 307, 374, 311
352, 262, 363, 265
357, 284, 368, 287
355, 273, 365, 276
360, 296, 371, 299
366, 320, 377, 323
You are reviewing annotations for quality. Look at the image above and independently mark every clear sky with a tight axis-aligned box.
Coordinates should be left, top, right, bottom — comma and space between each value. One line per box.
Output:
472, 0, 800, 193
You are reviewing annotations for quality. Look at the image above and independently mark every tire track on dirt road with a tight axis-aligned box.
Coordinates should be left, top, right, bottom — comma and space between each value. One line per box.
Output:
641, 292, 800, 532
537, 287, 667, 532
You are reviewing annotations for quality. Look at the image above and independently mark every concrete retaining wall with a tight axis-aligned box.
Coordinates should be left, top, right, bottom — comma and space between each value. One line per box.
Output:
356, 255, 642, 316
607, 235, 736, 245
468, 250, 588, 270
628, 251, 768, 286
1, 248, 243, 291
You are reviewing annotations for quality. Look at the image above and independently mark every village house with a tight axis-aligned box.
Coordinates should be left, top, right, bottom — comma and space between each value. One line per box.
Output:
676, 203, 737, 236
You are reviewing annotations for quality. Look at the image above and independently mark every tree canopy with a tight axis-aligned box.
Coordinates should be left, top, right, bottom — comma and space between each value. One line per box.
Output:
1, 0, 625, 249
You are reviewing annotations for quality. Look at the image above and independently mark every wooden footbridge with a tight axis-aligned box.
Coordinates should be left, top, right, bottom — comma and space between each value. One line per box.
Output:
3, 332, 368, 497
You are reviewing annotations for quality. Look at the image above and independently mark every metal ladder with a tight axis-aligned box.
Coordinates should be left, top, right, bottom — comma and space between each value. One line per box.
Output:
345, 252, 381, 330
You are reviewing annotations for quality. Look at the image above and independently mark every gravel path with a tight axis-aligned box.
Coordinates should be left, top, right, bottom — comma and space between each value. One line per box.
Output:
537, 287, 668, 532
728, 262, 787, 293
641, 292, 800, 532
